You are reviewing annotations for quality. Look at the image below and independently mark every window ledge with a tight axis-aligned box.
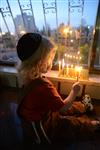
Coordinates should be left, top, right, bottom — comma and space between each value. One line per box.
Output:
0, 65, 17, 76
44, 70, 100, 87
0, 66, 100, 86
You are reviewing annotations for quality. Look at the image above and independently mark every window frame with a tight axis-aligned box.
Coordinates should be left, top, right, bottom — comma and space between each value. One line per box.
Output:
89, 0, 100, 74
0, 0, 100, 75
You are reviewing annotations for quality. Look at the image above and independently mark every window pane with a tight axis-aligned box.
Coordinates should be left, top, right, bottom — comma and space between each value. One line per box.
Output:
94, 33, 100, 69
56, 0, 99, 70
0, 0, 99, 69
92, 1, 100, 71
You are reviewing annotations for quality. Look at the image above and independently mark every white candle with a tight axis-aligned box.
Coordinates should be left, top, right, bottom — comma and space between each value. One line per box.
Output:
66, 64, 69, 76
75, 66, 82, 81
58, 61, 61, 72
77, 51, 80, 65
79, 66, 82, 78
62, 58, 65, 69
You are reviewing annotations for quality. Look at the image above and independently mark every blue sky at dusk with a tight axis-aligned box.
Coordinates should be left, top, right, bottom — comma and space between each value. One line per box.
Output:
0, 0, 99, 33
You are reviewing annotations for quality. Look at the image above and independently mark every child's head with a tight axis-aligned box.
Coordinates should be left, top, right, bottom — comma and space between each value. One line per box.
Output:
16, 33, 56, 82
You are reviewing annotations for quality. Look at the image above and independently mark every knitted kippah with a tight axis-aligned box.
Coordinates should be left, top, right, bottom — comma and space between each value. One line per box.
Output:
17, 33, 42, 61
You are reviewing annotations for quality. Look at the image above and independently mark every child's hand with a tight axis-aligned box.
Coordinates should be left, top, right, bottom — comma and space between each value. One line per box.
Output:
72, 82, 81, 96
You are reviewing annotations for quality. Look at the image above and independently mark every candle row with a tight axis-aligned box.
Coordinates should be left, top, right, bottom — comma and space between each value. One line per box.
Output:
58, 50, 89, 81
58, 61, 82, 81
64, 54, 82, 60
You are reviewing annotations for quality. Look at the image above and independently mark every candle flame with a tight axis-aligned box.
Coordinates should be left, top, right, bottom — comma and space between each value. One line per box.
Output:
75, 66, 82, 72
62, 58, 65, 68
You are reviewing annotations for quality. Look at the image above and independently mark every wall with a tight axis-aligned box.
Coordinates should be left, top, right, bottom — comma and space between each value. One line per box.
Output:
0, 73, 100, 100
50, 79, 100, 100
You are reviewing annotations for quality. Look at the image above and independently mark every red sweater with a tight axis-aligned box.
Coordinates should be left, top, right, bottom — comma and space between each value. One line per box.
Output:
17, 77, 64, 122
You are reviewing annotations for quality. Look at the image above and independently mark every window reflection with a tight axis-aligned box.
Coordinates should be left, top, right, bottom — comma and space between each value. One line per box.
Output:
90, 0, 100, 72
0, 0, 99, 70
94, 31, 100, 69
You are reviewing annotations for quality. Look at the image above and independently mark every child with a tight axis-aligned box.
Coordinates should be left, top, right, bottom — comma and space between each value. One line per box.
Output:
16, 33, 100, 146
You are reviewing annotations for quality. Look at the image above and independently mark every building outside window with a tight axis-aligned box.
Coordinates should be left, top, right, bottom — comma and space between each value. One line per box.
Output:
0, 0, 100, 73
89, 0, 100, 73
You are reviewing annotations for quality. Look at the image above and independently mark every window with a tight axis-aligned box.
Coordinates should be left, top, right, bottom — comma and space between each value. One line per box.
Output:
0, 0, 99, 73
89, 0, 100, 73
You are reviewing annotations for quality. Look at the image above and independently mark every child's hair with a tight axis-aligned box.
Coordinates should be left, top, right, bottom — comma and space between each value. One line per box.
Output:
16, 33, 56, 83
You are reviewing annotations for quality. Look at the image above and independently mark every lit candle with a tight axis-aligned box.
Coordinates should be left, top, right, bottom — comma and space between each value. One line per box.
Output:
62, 58, 65, 75
70, 55, 72, 59
79, 66, 82, 78
75, 66, 82, 81
64, 53, 67, 57
75, 66, 79, 81
77, 51, 80, 65
77, 51, 80, 55
66, 64, 69, 76
62, 58, 65, 69
71, 64, 74, 77
58, 61, 61, 72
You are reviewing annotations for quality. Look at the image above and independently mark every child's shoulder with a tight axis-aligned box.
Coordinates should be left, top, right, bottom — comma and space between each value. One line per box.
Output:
39, 76, 53, 86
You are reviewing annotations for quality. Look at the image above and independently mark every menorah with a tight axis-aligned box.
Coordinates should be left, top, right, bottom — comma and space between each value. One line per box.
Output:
58, 51, 89, 81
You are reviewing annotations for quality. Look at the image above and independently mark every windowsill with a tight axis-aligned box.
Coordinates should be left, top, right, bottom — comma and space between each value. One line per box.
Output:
0, 65, 18, 75
0, 66, 100, 86
0, 60, 16, 66
44, 70, 100, 86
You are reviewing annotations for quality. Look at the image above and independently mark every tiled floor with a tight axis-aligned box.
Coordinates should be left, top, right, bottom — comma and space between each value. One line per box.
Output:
0, 99, 24, 150
0, 88, 100, 150
0, 100, 75, 150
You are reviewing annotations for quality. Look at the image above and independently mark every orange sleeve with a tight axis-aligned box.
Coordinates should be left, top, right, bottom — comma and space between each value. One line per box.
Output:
42, 79, 65, 111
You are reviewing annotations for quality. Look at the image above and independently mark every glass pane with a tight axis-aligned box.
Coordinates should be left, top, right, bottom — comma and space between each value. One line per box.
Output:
56, 0, 99, 70
94, 31, 100, 70
0, 0, 99, 69
93, 1, 100, 71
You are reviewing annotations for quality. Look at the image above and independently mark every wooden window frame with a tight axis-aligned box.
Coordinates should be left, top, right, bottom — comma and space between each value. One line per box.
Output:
89, 0, 100, 74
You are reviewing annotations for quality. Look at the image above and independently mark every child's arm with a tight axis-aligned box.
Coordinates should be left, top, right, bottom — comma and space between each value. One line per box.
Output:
60, 82, 81, 113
